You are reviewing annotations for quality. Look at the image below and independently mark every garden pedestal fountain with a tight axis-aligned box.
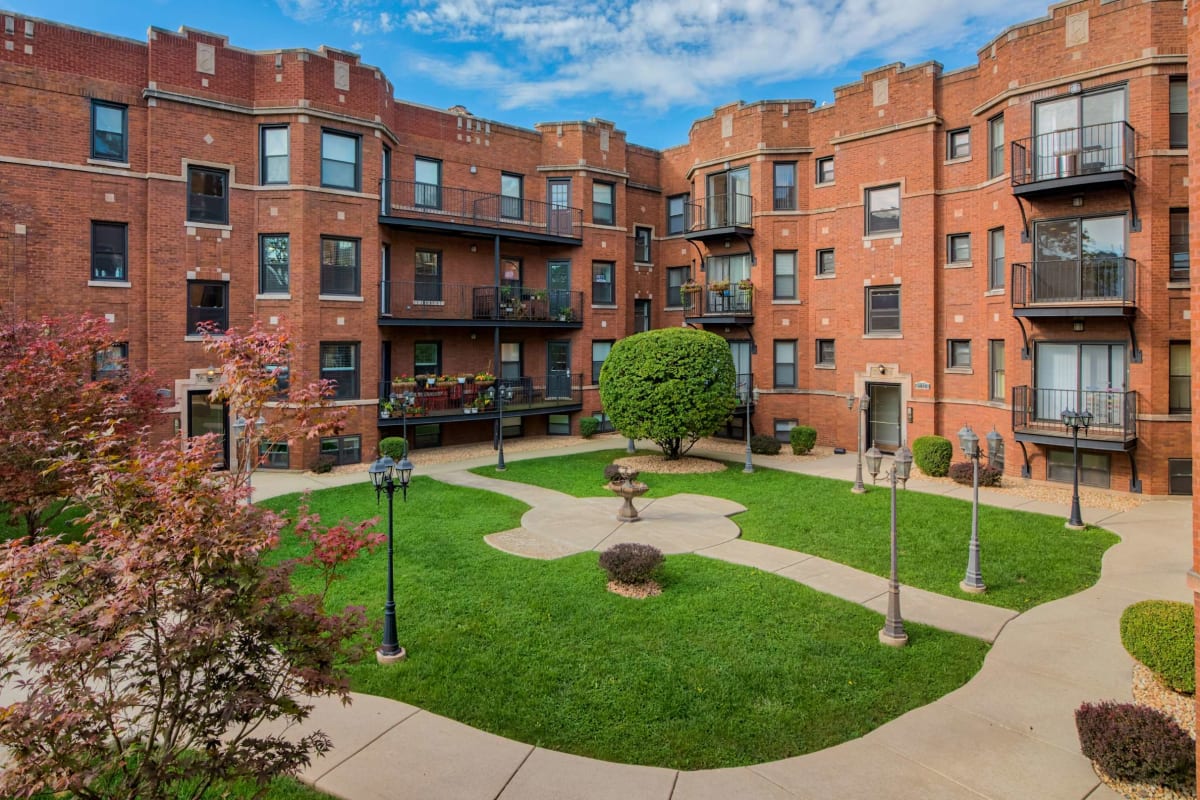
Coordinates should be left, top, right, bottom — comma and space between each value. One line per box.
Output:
607, 466, 649, 522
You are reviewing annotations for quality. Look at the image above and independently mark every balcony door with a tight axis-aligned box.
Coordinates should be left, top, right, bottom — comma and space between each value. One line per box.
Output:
548, 178, 573, 236
867, 383, 901, 451
1034, 342, 1127, 424
548, 260, 571, 318
729, 341, 752, 402
1032, 215, 1125, 302
1033, 88, 1126, 179
706, 167, 750, 227
547, 340, 572, 399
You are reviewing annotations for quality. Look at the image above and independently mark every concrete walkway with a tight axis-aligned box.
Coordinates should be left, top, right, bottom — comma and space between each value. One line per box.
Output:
251, 439, 1191, 800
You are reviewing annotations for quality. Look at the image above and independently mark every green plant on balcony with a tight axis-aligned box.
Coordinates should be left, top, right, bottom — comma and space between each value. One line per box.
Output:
710, 280, 731, 293
737, 279, 754, 291
680, 281, 702, 294
556, 308, 576, 322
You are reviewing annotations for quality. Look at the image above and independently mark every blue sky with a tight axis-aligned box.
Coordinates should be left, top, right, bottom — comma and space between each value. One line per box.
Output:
14, 0, 1051, 149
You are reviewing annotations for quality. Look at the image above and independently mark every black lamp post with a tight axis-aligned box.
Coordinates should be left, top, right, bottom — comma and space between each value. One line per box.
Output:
866, 443, 913, 647
495, 381, 507, 471
849, 393, 870, 494
369, 453, 414, 664
743, 377, 754, 474
1061, 408, 1093, 530
957, 424, 1003, 594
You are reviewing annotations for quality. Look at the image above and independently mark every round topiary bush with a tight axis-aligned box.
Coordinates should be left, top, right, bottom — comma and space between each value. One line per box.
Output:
379, 436, 408, 460
579, 416, 600, 439
912, 435, 953, 477
750, 434, 781, 455
598, 542, 664, 585
789, 425, 817, 455
1076, 701, 1196, 794
1121, 600, 1195, 694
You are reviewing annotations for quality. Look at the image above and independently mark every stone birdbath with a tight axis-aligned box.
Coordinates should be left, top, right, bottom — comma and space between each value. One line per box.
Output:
607, 465, 649, 522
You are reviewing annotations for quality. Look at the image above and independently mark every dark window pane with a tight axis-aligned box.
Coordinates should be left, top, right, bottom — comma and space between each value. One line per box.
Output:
91, 222, 127, 281
187, 167, 228, 224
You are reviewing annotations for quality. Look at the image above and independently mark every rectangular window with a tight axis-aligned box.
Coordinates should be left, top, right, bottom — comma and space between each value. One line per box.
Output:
260, 125, 289, 184
592, 340, 614, 384
774, 419, 798, 443
773, 340, 797, 388
989, 339, 1006, 401
91, 100, 127, 162
93, 342, 128, 381
988, 227, 1006, 290
500, 172, 523, 219
1171, 208, 1189, 283
816, 339, 835, 367
816, 156, 834, 184
187, 280, 228, 334
1048, 449, 1110, 489
414, 341, 440, 376
988, 114, 1005, 179
634, 226, 652, 263
666, 194, 688, 235
634, 299, 651, 332
411, 424, 441, 449
91, 221, 127, 281
187, 166, 229, 224
500, 342, 521, 380
592, 181, 615, 225
259, 440, 290, 470
773, 162, 796, 210
548, 414, 571, 436
320, 237, 360, 295
414, 249, 442, 302
592, 261, 615, 305
321, 130, 360, 190
947, 128, 970, 159
865, 286, 900, 334
1170, 342, 1191, 414
774, 251, 797, 299
259, 234, 289, 294
666, 266, 690, 307
320, 435, 361, 466
414, 157, 441, 208
816, 248, 835, 277
947, 233, 971, 264
1170, 77, 1188, 150
320, 342, 359, 401
865, 184, 900, 235
266, 363, 290, 398
1169, 458, 1193, 495
947, 339, 972, 369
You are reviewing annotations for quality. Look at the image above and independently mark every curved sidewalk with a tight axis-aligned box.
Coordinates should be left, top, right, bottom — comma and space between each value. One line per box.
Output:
252, 441, 1189, 800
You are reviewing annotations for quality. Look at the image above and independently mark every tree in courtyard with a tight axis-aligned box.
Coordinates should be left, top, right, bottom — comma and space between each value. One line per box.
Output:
0, 314, 162, 540
599, 328, 736, 460
0, 323, 381, 800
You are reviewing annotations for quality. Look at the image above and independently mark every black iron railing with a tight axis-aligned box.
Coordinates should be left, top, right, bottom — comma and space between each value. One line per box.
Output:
686, 192, 754, 232
681, 284, 755, 316
1012, 386, 1137, 440
1011, 121, 1136, 186
380, 179, 583, 239
378, 374, 582, 420
734, 373, 755, 405
1011, 257, 1136, 307
379, 280, 583, 323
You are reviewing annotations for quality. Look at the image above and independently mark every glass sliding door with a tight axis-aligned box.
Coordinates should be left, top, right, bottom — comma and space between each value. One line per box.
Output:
706, 167, 750, 227
1034, 342, 1127, 424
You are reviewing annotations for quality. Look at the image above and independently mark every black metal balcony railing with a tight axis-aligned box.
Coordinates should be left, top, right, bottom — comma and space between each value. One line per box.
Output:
1170, 234, 1190, 283
681, 284, 754, 317
380, 179, 584, 239
734, 373, 754, 405
380, 280, 584, 324
1011, 121, 1136, 187
686, 192, 754, 233
1010, 257, 1136, 308
1012, 386, 1137, 440
378, 374, 582, 420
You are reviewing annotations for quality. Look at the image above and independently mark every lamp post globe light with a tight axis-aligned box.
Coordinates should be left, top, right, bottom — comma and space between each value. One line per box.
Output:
849, 393, 870, 493
369, 453, 414, 664
1061, 408, 1093, 530
866, 444, 912, 647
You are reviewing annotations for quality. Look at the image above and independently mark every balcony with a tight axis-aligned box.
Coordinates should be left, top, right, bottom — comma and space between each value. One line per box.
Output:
681, 283, 755, 325
379, 281, 584, 328
378, 375, 583, 424
379, 179, 583, 245
1010, 257, 1136, 317
684, 192, 754, 240
1011, 386, 1137, 450
1011, 121, 1136, 197
733, 373, 755, 408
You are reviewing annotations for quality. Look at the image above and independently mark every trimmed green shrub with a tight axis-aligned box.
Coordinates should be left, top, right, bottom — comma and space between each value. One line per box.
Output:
312, 455, 336, 474
1076, 701, 1196, 793
948, 461, 1002, 487
790, 425, 817, 455
579, 416, 600, 439
1120, 600, 1195, 694
379, 436, 408, 460
750, 435, 781, 455
599, 542, 664, 585
912, 435, 953, 477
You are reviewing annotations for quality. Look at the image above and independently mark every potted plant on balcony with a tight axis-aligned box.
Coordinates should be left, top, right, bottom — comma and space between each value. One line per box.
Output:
710, 280, 731, 294
380, 400, 394, 419
681, 280, 701, 295
474, 371, 495, 389
737, 279, 754, 291
556, 307, 576, 322
392, 374, 417, 393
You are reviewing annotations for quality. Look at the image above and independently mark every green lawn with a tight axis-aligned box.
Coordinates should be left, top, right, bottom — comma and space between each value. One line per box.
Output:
264, 478, 989, 769
470, 449, 1119, 612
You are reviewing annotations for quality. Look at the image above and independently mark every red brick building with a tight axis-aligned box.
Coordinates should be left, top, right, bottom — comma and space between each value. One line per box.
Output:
0, 0, 1192, 496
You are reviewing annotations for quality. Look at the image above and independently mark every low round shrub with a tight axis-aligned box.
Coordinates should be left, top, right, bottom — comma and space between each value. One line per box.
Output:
948, 461, 1002, 487
1121, 600, 1195, 694
312, 455, 337, 474
379, 436, 408, 460
1076, 701, 1196, 793
912, 435, 953, 477
598, 542, 664, 585
579, 416, 600, 439
789, 425, 817, 455
750, 434, 781, 455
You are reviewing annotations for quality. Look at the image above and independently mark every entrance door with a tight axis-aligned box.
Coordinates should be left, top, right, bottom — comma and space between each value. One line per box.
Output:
867, 383, 901, 451
548, 260, 571, 318
547, 340, 572, 399
188, 390, 229, 468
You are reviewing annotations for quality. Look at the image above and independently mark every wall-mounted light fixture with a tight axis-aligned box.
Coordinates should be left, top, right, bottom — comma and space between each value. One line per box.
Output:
1073, 319, 1085, 332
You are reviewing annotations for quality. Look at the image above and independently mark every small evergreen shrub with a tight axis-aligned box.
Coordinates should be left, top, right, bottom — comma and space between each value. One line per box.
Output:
1076, 701, 1196, 793
599, 542, 664, 585
750, 434, 781, 455
379, 436, 408, 460
912, 435, 953, 477
1120, 600, 1195, 694
312, 455, 336, 474
948, 461, 1003, 487
789, 425, 817, 455
579, 416, 600, 439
